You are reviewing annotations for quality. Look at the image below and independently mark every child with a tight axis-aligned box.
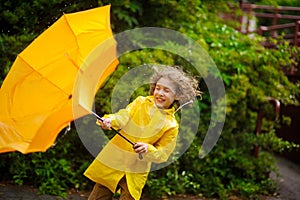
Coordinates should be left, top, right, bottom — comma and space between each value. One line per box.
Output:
84, 65, 201, 200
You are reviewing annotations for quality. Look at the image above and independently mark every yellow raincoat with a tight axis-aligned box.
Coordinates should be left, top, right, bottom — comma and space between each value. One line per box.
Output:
84, 96, 179, 199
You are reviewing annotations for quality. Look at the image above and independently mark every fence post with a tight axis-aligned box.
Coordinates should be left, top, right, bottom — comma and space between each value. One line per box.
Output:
272, 9, 279, 37
294, 20, 299, 47
253, 98, 280, 158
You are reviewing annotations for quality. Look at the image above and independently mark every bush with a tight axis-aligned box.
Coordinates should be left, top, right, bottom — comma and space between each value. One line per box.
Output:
0, 129, 94, 197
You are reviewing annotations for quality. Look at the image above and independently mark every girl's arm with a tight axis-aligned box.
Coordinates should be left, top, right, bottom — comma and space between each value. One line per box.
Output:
101, 96, 143, 129
96, 118, 112, 130
140, 127, 178, 163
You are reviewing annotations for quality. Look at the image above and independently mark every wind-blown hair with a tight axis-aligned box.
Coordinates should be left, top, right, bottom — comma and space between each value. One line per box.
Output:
149, 65, 201, 107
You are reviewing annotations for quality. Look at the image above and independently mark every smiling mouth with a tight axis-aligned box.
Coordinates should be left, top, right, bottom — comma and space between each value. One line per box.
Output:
155, 97, 165, 103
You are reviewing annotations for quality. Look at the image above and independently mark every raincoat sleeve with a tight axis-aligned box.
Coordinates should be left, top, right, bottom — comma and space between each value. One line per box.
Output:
101, 96, 143, 129
143, 126, 178, 163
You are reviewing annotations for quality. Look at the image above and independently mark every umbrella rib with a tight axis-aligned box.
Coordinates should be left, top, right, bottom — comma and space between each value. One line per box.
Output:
64, 52, 85, 74
63, 14, 81, 69
17, 55, 71, 98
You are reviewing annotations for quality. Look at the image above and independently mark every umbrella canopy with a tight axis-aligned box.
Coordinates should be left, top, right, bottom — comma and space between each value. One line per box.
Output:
0, 5, 119, 154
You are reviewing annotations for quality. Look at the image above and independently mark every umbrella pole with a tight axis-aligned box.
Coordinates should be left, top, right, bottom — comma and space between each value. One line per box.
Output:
91, 111, 143, 160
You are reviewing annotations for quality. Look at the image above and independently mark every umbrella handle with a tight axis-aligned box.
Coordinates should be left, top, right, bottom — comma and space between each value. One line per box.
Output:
91, 111, 143, 160
138, 153, 143, 160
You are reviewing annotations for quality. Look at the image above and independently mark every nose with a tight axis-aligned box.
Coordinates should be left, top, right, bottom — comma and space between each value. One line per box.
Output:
157, 90, 164, 96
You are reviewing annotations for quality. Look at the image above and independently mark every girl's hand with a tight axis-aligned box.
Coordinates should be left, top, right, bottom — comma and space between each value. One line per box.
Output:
97, 118, 112, 130
133, 142, 149, 154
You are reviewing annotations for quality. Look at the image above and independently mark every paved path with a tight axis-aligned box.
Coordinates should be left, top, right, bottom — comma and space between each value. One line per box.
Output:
0, 155, 299, 200
0, 184, 88, 200
270, 156, 300, 200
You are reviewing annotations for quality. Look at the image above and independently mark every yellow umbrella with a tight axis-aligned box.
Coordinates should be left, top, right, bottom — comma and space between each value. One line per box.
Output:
0, 5, 119, 154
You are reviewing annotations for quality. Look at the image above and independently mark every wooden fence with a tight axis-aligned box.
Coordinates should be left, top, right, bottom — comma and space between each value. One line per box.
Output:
226, 2, 300, 76
224, 2, 300, 159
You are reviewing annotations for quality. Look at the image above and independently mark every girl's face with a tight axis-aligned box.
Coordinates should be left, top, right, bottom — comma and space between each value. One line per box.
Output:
154, 77, 178, 109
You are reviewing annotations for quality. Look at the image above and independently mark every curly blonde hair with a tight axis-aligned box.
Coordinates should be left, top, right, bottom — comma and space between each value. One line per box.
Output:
149, 65, 201, 107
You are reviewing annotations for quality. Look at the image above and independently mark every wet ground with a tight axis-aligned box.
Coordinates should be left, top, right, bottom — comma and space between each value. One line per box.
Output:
0, 155, 299, 200
269, 156, 300, 200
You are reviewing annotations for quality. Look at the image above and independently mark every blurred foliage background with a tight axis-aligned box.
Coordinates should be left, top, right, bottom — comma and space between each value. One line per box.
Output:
0, 0, 299, 199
